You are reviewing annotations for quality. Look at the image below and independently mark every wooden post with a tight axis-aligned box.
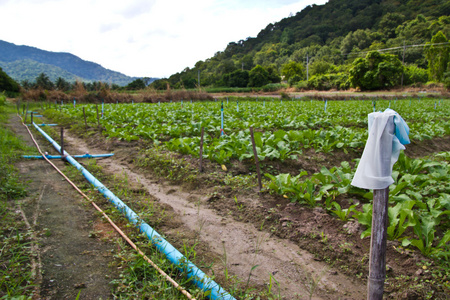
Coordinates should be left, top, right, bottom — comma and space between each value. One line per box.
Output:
83, 107, 87, 130
368, 188, 389, 299
367, 116, 395, 300
199, 127, 205, 172
249, 127, 263, 191
24, 103, 29, 124
96, 104, 100, 131
30, 112, 33, 125
60, 127, 65, 160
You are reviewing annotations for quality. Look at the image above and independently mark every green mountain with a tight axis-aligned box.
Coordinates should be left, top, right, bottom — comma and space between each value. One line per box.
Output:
0, 40, 142, 86
154, 0, 449, 90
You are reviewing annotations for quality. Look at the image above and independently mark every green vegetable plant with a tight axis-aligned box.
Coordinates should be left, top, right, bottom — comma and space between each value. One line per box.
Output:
331, 202, 358, 222
387, 200, 417, 240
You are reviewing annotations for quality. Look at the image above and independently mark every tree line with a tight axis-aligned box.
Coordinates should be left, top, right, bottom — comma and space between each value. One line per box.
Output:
18, 74, 152, 92
150, 11, 449, 91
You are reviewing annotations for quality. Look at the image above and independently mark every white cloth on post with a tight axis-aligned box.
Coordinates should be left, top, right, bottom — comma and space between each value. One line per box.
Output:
351, 109, 410, 190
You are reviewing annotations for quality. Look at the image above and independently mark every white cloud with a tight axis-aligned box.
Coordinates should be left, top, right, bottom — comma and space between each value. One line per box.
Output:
0, 0, 328, 78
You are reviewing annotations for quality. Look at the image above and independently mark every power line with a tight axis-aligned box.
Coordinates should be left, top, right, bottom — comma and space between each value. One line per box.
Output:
343, 41, 450, 57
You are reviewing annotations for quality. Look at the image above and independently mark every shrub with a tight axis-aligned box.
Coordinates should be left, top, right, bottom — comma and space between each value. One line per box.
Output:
307, 73, 350, 90
404, 65, 428, 85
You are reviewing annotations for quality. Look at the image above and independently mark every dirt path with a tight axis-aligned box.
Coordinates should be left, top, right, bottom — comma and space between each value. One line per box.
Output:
10, 116, 119, 299
62, 130, 367, 299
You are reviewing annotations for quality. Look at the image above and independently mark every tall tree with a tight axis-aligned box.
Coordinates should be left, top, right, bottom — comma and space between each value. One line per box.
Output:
425, 31, 449, 82
349, 51, 403, 90
248, 65, 270, 87
222, 70, 249, 87
126, 78, 146, 90
281, 61, 304, 81
35, 73, 54, 90
55, 77, 71, 91
0, 67, 20, 93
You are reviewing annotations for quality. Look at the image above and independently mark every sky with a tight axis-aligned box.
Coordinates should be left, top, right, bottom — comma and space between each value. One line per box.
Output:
1, 0, 328, 78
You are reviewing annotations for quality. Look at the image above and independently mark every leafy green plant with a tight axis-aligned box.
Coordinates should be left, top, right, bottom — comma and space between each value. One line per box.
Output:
387, 200, 416, 240
353, 203, 373, 239
402, 214, 440, 256
331, 202, 358, 222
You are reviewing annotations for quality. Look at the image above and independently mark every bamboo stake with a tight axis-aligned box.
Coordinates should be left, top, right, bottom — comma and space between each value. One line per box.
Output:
24, 103, 29, 124
96, 104, 100, 131
199, 127, 205, 172
83, 107, 87, 130
249, 127, 262, 191
60, 127, 65, 160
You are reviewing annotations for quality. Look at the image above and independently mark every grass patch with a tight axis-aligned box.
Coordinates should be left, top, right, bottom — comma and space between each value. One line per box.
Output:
0, 95, 36, 298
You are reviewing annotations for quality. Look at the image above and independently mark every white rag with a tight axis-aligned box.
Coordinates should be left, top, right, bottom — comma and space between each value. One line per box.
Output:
351, 109, 410, 190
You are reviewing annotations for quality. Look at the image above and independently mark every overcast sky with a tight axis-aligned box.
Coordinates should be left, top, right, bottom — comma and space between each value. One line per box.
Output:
1, 0, 328, 78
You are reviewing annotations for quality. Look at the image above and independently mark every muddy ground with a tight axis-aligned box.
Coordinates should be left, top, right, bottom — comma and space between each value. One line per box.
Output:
9, 110, 450, 299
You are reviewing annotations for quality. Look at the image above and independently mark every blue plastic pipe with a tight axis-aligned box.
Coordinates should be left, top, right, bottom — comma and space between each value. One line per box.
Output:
32, 122, 235, 300
23, 153, 114, 159
27, 123, 58, 127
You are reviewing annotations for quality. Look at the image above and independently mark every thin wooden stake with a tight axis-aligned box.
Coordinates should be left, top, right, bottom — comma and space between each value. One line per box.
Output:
83, 107, 87, 130
199, 127, 205, 172
249, 127, 262, 191
60, 127, 65, 160
96, 104, 100, 131
30, 112, 33, 125
24, 103, 29, 124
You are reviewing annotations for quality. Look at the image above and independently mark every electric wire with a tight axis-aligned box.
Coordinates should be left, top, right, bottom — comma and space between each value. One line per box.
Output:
18, 114, 195, 300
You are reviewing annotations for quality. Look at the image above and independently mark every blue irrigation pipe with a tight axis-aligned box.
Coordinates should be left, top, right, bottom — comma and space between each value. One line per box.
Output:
31, 122, 235, 300
26, 123, 58, 127
22, 153, 114, 159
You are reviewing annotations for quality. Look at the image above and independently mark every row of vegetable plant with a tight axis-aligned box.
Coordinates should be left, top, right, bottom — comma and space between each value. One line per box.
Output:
265, 152, 450, 261
45, 98, 449, 165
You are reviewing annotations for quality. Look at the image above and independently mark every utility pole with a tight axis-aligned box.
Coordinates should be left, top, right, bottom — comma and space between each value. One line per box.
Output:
198, 70, 200, 90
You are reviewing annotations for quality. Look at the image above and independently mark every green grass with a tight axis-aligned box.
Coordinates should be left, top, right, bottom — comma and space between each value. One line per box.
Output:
0, 96, 36, 299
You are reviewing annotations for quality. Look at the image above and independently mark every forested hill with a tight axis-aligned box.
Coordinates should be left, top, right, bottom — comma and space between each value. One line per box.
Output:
153, 0, 449, 90
236, 0, 448, 54
0, 40, 138, 86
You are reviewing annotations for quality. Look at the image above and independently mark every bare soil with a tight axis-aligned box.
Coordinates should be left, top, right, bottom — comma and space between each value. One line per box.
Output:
10, 110, 450, 299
